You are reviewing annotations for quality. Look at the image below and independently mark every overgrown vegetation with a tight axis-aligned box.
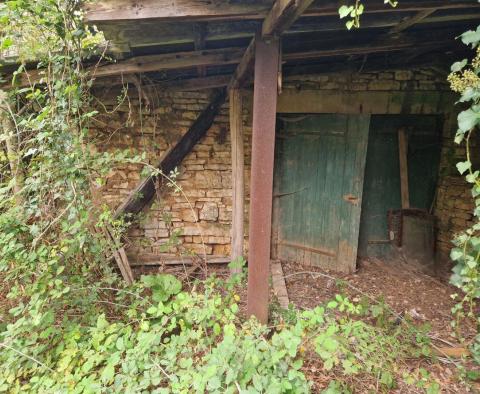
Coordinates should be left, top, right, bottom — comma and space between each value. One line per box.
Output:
447, 25, 480, 365
0, 0, 477, 393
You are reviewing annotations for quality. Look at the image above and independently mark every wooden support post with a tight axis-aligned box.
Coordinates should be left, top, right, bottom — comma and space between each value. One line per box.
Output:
247, 36, 280, 324
229, 88, 245, 272
398, 127, 410, 209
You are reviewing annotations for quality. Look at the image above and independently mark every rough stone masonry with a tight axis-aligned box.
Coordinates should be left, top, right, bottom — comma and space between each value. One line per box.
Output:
91, 69, 473, 266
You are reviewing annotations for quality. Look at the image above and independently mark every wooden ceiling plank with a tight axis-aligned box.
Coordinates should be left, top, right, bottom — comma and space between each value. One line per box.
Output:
283, 39, 446, 61
92, 74, 231, 91
85, 0, 479, 23
85, 0, 273, 23
102, 11, 480, 51
389, 9, 437, 34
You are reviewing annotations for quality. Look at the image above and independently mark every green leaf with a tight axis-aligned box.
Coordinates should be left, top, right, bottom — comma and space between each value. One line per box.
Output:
141, 274, 182, 302
454, 132, 465, 144
346, 20, 355, 30
100, 363, 115, 384
327, 300, 338, 309
115, 337, 125, 351
338, 5, 353, 19
461, 26, 480, 47
466, 171, 479, 183
458, 87, 480, 103
450, 248, 464, 261
146, 306, 158, 314
451, 58, 468, 72
322, 337, 338, 352
458, 109, 480, 132
0, 37, 13, 50
380, 371, 394, 388
456, 160, 471, 175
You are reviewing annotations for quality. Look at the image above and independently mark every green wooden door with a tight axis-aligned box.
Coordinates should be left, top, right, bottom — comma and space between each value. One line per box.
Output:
273, 114, 370, 272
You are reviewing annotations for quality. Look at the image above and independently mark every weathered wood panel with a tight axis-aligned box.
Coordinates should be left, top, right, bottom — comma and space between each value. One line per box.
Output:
274, 114, 370, 272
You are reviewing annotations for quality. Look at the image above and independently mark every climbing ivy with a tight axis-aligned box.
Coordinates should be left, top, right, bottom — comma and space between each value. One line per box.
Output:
447, 25, 480, 363
338, 0, 398, 30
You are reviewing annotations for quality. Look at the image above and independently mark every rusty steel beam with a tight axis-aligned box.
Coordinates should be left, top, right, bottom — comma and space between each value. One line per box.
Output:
246, 35, 280, 324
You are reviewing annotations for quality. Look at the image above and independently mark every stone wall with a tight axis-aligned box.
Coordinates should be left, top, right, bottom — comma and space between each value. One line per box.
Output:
434, 113, 479, 261
91, 87, 252, 259
92, 68, 470, 264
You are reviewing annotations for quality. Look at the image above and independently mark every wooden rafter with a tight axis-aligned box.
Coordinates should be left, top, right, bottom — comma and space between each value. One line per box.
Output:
10, 48, 243, 87
262, 0, 316, 37
389, 9, 437, 34
8, 32, 454, 90
114, 88, 227, 218
93, 47, 243, 77
230, 0, 315, 89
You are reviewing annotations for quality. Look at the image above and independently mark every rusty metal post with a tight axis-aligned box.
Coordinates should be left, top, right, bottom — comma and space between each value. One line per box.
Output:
246, 34, 280, 324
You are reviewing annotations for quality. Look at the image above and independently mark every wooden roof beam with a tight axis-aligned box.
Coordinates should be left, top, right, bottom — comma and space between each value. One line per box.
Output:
85, 1, 480, 23
10, 48, 244, 87
389, 9, 437, 34
229, 0, 315, 89
93, 47, 243, 78
7, 29, 459, 89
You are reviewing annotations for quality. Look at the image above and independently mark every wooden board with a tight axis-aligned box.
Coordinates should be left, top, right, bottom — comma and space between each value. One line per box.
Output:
398, 127, 410, 209
229, 88, 245, 270
129, 254, 230, 266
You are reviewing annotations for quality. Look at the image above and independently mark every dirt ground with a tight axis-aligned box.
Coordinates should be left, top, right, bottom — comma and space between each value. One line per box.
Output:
283, 258, 476, 340
281, 258, 479, 393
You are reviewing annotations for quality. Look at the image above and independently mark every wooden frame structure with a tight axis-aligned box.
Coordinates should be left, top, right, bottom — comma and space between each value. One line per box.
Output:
4, 0, 479, 323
